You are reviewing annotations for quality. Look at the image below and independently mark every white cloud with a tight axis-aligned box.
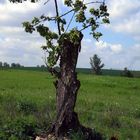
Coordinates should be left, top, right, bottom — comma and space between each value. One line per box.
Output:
108, 0, 140, 19
95, 41, 123, 54
113, 12, 140, 37
95, 40, 108, 49
110, 44, 122, 54
0, 35, 44, 66
0, 26, 23, 34
78, 39, 140, 70
0, 0, 55, 66
0, 0, 39, 21
107, 0, 140, 41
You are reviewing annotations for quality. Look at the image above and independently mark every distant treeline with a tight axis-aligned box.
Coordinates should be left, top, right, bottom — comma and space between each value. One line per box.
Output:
77, 68, 140, 78
0, 62, 46, 68
1, 65, 139, 78
0, 62, 24, 68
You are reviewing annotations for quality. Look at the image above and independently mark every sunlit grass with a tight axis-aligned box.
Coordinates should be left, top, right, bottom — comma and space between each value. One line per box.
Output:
0, 69, 140, 139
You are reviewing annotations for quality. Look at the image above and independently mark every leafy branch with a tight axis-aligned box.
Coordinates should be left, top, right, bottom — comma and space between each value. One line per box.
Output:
21, 0, 109, 76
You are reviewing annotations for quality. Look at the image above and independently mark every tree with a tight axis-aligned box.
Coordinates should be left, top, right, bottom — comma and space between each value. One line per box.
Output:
40, 65, 45, 68
3, 62, 10, 68
11, 63, 16, 68
0, 62, 2, 67
11, 63, 21, 68
16, 63, 21, 67
9, 0, 109, 139
90, 54, 104, 75
121, 67, 133, 78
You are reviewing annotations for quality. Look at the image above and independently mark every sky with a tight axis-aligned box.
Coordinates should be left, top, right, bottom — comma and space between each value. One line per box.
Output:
0, 0, 140, 70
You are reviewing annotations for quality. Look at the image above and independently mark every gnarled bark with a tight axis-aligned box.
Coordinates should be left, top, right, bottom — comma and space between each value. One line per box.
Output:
52, 32, 83, 137
48, 31, 103, 140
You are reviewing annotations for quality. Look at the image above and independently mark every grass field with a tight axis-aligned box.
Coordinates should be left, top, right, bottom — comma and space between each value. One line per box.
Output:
0, 69, 140, 140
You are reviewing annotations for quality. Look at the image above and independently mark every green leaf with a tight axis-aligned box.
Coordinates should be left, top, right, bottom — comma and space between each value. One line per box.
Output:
89, 8, 95, 14
74, 0, 83, 11
93, 32, 102, 40
76, 10, 86, 22
64, 0, 72, 7
102, 18, 110, 24
22, 22, 35, 33
32, 17, 39, 24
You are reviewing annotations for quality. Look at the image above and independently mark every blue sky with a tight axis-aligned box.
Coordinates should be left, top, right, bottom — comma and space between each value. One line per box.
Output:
0, 0, 140, 70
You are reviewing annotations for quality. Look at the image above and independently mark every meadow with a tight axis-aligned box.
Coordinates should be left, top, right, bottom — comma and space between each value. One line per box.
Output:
0, 69, 140, 140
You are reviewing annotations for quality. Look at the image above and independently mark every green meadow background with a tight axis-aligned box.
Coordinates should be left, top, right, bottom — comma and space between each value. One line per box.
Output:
0, 69, 140, 139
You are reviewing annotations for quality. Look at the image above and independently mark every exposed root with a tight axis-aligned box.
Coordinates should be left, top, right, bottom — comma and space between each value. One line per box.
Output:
36, 124, 103, 140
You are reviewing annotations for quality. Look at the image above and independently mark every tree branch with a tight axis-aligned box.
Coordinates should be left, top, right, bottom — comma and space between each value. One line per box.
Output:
65, 11, 76, 33
44, 0, 51, 5
80, 24, 92, 31
85, 1, 104, 5
59, 9, 74, 18
50, 9, 74, 20
54, 0, 61, 35
43, 52, 60, 77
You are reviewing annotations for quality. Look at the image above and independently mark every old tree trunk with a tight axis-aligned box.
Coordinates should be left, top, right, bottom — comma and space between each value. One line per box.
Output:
52, 32, 83, 136
47, 31, 102, 140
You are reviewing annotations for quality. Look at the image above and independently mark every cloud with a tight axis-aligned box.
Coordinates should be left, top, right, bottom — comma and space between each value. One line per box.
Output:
108, 0, 140, 19
0, 0, 56, 66
107, 0, 140, 41
0, 0, 63, 27
0, 1, 39, 22
112, 12, 140, 40
78, 39, 140, 70
0, 35, 44, 66
95, 41, 123, 54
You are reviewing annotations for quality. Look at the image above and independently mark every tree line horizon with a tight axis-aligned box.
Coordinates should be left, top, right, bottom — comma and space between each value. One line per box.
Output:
0, 53, 134, 78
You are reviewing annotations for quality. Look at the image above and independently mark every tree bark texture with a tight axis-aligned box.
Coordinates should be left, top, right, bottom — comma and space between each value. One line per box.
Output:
53, 32, 83, 136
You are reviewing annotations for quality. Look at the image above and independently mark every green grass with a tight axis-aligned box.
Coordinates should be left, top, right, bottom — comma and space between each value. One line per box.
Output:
0, 69, 140, 140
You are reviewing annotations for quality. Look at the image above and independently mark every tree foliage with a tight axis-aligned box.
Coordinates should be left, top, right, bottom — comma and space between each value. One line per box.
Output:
10, 0, 109, 76
90, 54, 104, 75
